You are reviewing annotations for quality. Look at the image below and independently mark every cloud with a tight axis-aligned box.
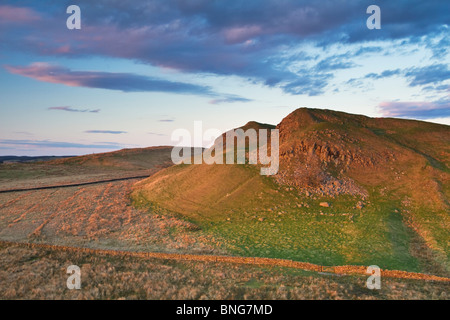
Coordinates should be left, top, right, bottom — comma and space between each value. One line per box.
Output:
158, 119, 175, 123
405, 64, 450, 87
281, 71, 333, 96
5, 63, 216, 96
352, 65, 449, 90
378, 99, 450, 119
148, 132, 167, 136
354, 46, 384, 56
5, 62, 253, 101
48, 106, 100, 113
0, 5, 40, 23
84, 130, 127, 134
315, 55, 356, 72
426, 32, 450, 59
209, 95, 253, 104
364, 69, 402, 80
1, 1, 449, 97
0, 139, 123, 149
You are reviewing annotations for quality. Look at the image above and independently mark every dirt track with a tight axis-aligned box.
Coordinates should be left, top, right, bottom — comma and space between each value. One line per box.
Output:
1, 240, 449, 283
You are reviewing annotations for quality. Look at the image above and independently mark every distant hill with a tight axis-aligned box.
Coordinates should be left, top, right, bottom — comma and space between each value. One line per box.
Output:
48, 146, 175, 171
0, 146, 177, 189
0, 156, 73, 164
132, 108, 450, 274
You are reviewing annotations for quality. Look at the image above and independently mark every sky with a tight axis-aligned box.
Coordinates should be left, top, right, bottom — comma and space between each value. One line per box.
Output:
0, 0, 449, 156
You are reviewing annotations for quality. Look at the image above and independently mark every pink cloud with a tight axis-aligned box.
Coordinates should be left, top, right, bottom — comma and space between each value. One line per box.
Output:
5, 63, 82, 87
223, 25, 264, 44
0, 5, 41, 23
378, 100, 450, 119
3, 62, 220, 96
55, 45, 72, 54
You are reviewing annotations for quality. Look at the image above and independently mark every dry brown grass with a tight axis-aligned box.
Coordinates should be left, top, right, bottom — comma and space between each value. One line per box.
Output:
0, 242, 448, 300
0, 181, 220, 255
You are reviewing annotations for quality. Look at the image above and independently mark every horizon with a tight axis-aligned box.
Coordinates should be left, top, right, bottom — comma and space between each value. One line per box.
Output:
2, 107, 450, 157
1, 1, 449, 156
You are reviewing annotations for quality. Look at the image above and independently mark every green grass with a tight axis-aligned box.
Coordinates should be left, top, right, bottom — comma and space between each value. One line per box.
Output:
200, 193, 420, 271
410, 206, 450, 266
133, 168, 423, 272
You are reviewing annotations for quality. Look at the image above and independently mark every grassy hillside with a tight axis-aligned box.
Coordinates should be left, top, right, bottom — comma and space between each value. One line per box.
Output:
0, 156, 72, 164
49, 146, 174, 170
132, 165, 421, 271
0, 146, 174, 189
132, 108, 450, 275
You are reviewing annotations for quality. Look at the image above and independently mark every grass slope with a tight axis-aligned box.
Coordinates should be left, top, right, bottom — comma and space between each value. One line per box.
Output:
132, 109, 450, 275
0, 146, 174, 189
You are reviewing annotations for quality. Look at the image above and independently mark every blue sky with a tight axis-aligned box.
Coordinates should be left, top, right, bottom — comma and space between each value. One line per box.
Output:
0, 0, 449, 156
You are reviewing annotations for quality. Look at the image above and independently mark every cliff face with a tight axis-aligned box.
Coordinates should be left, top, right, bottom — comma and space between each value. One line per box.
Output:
273, 108, 449, 198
